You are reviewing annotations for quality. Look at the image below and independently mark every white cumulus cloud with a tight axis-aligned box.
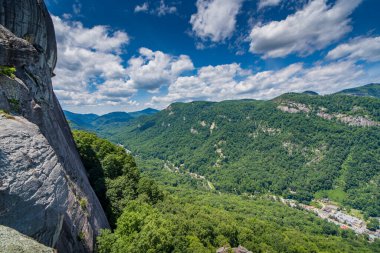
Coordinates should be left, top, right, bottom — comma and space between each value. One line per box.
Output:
327, 36, 380, 63
126, 48, 194, 91
190, 0, 244, 42
53, 16, 194, 108
52, 16, 134, 106
152, 60, 366, 108
249, 0, 362, 58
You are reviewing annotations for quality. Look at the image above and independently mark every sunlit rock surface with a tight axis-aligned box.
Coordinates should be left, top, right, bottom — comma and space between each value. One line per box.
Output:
0, 225, 55, 253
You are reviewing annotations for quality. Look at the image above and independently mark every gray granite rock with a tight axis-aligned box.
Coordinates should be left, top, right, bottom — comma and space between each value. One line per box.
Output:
0, 1, 109, 252
0, 225, 55, 253
0, 25, 39, 66
0, 0, 57, 71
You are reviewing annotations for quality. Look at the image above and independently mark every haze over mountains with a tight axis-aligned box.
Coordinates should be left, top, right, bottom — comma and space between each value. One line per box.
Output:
64, 108, 158, 130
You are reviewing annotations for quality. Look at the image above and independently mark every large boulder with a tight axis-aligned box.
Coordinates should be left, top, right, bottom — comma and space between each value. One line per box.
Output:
0, 0, 109, 252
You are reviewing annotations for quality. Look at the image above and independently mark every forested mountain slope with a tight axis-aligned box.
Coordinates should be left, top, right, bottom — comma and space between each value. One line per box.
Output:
336, 83, 380, 98
72, 131, 379, 253
96, 93, 380, 217
64, 108, 158, 130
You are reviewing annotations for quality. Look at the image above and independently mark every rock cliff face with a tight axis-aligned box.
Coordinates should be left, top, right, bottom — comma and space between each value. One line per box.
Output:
0, 0, 109, 252
0, 0, 57, 70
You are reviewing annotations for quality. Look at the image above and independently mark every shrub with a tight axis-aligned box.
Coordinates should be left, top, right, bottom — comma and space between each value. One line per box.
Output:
79, 197, 88, 211
78, 231, 85, 241
367, 218, 379, 231
0, 66, 16, 79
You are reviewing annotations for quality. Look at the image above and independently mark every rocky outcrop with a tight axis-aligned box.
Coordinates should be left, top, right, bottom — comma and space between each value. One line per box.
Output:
0, 225, 55, 253
277, 102, 311, 114
277, 101, 380, 127
0, 0, 109, 252
216, 245, 253, 253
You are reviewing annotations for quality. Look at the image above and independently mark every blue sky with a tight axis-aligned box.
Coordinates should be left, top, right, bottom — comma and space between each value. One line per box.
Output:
45, 0, 380, 114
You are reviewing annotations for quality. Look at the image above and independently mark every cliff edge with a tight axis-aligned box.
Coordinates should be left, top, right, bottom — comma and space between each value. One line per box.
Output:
0, 0, 109, 252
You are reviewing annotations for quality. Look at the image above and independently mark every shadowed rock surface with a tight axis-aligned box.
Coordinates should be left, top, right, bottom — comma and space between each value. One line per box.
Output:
0, 0, 57, 70
0, 0, 109, 252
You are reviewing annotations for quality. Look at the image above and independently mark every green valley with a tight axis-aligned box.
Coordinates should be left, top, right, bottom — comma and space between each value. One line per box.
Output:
68, 86, 380, 252
91, 92, 380, 218
72, 130, 379, 253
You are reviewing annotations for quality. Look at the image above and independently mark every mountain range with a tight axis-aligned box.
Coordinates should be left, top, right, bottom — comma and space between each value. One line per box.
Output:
67, 84, 380, 218
65, 84, 379, 130
64, 108, 158, 130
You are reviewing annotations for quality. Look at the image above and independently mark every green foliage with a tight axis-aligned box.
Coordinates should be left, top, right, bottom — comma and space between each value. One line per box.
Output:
79, 197, 88, 212
72, 130, 162, 227
98, 189, 377, 253
0, 66, 16, 79
315, 189, 347, 203
102, 154, 125, 179
367, 218, 380, 231
92, 94, 380, 217
78, 231, 85, 241
137, 177, 164, 204
70, 95, 380, 252
336, 83, 380, 98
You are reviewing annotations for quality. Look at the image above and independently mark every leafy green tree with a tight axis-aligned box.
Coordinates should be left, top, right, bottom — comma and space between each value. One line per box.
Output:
367, 218, 380, 231
137, 177, 164, 204
72, 130, 162, 227
102, 154, 124, 179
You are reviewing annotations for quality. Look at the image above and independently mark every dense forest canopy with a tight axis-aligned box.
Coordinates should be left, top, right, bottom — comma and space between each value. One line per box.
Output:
72, 130, 163, 226
72, 131, 379, 253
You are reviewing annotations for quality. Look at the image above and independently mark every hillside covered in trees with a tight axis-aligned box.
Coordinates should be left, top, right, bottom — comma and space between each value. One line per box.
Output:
335, 83, 380, 99
72, 131, 379, 252
91, 93, 380, 218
